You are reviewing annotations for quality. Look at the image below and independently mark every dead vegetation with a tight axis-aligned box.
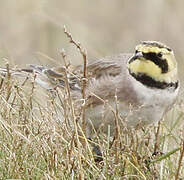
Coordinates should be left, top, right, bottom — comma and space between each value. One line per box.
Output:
0, 29, 184, 179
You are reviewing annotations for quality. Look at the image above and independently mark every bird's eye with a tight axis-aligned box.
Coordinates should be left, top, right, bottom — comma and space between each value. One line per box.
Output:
157, 52, 162, 57
135, 50, 139, 54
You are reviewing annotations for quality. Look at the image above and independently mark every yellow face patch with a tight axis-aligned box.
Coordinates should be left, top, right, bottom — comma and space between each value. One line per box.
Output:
128, 43, 178, 83
128, 59, 162, 78
128, 58, 177, 83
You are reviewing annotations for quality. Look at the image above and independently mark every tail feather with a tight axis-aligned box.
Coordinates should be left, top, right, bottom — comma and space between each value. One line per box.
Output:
0, 64, 81, 91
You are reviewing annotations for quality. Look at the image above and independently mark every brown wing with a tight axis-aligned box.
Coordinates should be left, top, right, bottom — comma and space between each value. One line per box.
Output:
0, 53, 133, 92
73, 53, 134, 105
74, 53, 133, 79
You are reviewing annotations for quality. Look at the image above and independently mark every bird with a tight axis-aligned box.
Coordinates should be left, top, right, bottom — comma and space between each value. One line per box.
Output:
0, 41, 180, 136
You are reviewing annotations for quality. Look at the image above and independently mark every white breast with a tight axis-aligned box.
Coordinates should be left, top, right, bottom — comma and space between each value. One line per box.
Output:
85, 77, 179, 133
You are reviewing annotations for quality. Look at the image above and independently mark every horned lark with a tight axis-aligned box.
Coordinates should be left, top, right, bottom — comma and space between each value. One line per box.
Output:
0, 41, 179, 133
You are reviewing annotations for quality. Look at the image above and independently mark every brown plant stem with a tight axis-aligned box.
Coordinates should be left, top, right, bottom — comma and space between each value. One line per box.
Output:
63, 25, 88, 139
175, 140, 184, 180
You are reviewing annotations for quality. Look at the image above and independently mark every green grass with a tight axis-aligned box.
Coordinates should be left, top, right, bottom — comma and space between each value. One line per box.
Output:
0, 71, 183, 180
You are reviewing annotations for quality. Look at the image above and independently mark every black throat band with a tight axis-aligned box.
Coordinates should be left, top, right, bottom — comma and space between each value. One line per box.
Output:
129, 71, 179, 90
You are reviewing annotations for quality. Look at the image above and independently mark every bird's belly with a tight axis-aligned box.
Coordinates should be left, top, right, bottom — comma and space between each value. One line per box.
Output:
122, 105, 165, 128
85, 101, 165, 134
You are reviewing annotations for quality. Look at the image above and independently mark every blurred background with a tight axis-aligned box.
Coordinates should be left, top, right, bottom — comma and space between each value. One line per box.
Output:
0, 0, 183, 73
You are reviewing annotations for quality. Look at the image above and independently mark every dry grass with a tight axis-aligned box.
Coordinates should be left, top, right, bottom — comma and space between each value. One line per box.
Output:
0, 76, 183, 179
0, 31, 184, 179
